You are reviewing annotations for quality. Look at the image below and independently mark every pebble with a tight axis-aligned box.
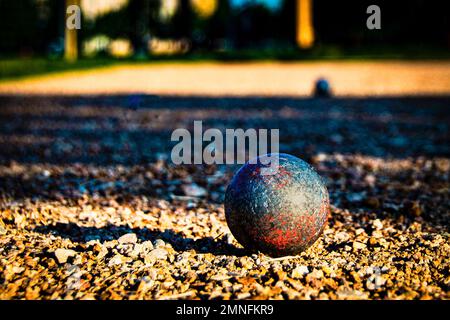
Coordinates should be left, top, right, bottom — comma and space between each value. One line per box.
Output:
142, 241, 154, 251
369, 237, 378, 246
145, 248, 168, 262
336, 289, 369, 300
335, 231, 350, 242
96, 246, 109, 260
372, 219, 383, 230
309, 269, 324, 279
238, 257, 253, 269
153, 239, 165, 248
347, 192, 364, 202
291, 266, 309, 278
181, 183, 207, 197
314, 153, 327, 162
364, 174, 376, 185
353, 241, 367, 251
108, 254, 130, 266
54, 249, 77, 264
366, 275, 386, 290
118, 233, 138, 244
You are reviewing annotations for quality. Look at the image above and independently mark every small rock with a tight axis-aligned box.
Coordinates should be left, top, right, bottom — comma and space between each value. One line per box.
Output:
85, 235, 101, 242
236, 292, 251, 300
12, 266, 25, 274
322, 266, 333, 276
366, 275, 386, 290
226, 233, 234, 245
153, 239, 165, 248
372, 219, 383, 230
186, 201, 196, 209
211, 274, 231, 281
335, 231, 350, 242
314, 153, 327, 162
310, 269, 324, 279
364, 174, 376, 185
238, 257, 253, 269
118, 233, 137, 244
104, 240, 118, 249
108, 254, 130, 266
365, 266, 374, 275
347, 192, 364, 203
181, 183, 207, 197
350, 271, 361, 283
372, 230, 383, 238
369, 237, 378, 246
353, 241, 366, 251
73, 255, 83, 265
129, 243, 143, 258
96, 246, 109, 260
145, 248, 168, 262
336, 289, 369, 300
157, 200, 170, 209
142, 240, 154, 251
54, 248, 77, 264
291, 265, 309, 278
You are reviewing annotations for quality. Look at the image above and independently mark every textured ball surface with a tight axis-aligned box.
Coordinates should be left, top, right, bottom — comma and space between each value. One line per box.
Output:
225, 153, 329, 257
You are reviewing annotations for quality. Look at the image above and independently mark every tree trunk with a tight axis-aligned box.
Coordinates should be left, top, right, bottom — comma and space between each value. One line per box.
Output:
65, 0, 80, 62
296, 0, 314, 49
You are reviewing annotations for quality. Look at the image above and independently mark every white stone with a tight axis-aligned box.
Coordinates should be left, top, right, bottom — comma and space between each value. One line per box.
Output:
118, 233, 137, 244
291, 265, 309, 278
55, 248, 77, 264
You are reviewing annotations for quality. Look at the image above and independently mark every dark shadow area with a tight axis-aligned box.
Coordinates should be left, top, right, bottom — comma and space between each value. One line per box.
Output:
0, 94, 449, 166
33, 222, 247, 257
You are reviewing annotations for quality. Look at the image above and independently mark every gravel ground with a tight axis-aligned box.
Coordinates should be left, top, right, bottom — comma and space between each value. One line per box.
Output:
0, 94, 449, 300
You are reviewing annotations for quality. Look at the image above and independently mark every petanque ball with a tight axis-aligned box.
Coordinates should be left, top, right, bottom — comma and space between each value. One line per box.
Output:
314, 78, 332, 98
225, 153, 330, 257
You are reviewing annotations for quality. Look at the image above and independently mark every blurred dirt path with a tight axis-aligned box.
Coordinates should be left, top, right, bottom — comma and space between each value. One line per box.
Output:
0, 61, 449, 96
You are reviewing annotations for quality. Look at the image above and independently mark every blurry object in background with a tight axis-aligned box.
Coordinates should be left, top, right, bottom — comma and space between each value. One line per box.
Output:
81, 0, 129, 20
148, 38, 190, 55
314, 77, 332, 98
83, 35, 111, 57
0, 0, 449, 60
47, 37, 65, 59
84, 35, 133, 59
65, 0, 80, 62
109, 38, 134, 58
231, 2, 277, 49
296, 0, 314, 49
172, 0, 194, 39
159, 0, 179, 21
128, 0, 155, 58
191, 0, 217, 19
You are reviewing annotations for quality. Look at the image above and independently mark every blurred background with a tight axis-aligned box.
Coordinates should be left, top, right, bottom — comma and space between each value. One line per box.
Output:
0, 0, 449, 80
